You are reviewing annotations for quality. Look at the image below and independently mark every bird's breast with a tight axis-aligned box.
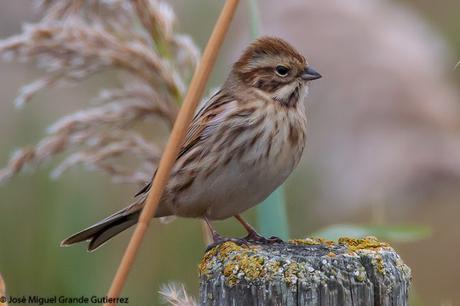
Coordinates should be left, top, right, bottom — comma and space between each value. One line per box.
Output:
166, 100, 307, 220
201, 103, 306, 219
243, 102, 306, 166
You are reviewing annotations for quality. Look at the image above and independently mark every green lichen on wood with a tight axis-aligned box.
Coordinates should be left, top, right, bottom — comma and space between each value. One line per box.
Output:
199, 236, 410, 288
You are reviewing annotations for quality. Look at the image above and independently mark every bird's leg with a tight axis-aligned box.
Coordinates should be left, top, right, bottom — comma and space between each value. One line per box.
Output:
203, 216, 248, 251
203, 216, 224, 243
234, 214, 283, 244
234, 214, 258, 235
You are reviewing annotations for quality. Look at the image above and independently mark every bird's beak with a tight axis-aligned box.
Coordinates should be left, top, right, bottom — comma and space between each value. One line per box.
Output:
301, 66, 322, 81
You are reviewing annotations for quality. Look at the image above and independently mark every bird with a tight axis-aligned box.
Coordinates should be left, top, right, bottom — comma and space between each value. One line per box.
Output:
61, 36, 322, 251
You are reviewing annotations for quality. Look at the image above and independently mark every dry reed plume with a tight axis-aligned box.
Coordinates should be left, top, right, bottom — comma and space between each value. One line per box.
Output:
0, 0, 200, 185
159, 283, 196, 306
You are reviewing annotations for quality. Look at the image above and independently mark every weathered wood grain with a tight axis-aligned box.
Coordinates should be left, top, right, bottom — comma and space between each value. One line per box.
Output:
199, 237, 411, 306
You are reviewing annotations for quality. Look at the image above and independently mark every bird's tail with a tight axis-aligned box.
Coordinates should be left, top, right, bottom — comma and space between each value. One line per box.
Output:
61, 203, 141, 252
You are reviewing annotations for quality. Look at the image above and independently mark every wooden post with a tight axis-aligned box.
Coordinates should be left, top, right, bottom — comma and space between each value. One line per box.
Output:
199, 236, 411, 306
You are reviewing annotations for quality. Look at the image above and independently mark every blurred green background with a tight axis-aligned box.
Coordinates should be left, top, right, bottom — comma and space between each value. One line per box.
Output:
1, 1, 460, 305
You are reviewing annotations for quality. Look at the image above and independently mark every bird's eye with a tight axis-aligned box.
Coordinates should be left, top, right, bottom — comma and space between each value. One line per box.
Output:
275, 65, 290, 77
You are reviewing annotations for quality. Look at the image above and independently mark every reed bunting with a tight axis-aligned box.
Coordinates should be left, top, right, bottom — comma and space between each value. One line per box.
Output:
62, 37, 322, 251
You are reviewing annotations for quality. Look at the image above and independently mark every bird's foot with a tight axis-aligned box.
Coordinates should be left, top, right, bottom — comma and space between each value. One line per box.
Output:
244, 230, 283, 244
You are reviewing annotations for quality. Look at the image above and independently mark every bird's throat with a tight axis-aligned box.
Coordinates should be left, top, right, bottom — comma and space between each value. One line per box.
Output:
272, 83, 303, 107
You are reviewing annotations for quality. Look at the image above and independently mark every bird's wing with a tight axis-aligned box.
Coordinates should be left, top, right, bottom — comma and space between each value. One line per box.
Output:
135, 90, 235, 197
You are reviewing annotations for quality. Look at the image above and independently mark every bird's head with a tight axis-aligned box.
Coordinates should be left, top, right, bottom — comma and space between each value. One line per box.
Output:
231, 36, 321, 106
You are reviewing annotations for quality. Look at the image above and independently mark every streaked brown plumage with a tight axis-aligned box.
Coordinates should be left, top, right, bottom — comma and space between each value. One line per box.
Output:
61, 37, 321, 251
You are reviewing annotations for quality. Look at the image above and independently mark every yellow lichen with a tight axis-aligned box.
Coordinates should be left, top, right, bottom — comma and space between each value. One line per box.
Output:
338, 236, 390, 253
223, 262, 237, 277
375, 255, 385, 274
289, 237, 335, 246
283, 262, 302, 285
214, 241, 249, 261
264, 259, 281, 280
337, 236, 391, 275
200, 242, 267, 286
199, 237, 398, 286
239, 255, 264, 280
199, 241, 252, 276
222, 262, 239, 286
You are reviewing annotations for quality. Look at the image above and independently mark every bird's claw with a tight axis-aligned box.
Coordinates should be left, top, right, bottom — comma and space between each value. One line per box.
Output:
205, 231, 283, 252
244, 231, 283, 244
205, 236, 249, 252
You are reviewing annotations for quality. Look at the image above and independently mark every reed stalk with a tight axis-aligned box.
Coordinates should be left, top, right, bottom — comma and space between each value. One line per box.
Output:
104, 1, 240, 304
